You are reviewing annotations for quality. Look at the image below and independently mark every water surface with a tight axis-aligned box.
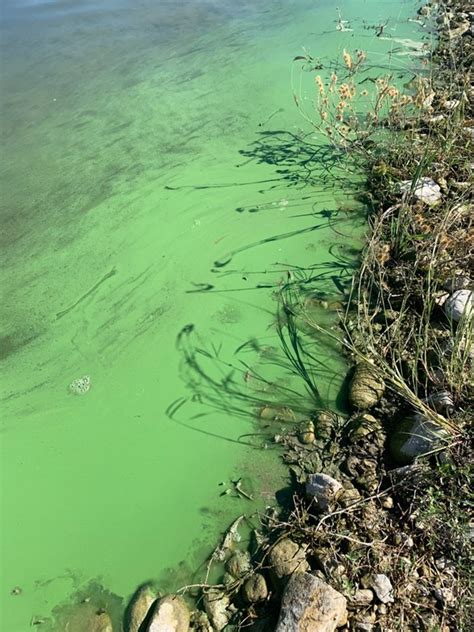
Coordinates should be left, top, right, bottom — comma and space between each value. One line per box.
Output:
0, 0, 423, 628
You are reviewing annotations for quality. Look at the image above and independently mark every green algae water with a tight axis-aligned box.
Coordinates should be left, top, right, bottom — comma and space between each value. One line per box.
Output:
1, 1, 424, 629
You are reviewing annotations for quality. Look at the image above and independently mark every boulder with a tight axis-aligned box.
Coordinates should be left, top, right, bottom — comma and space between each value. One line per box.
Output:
275, 572, 347, 632
305, 474, 343, 511
125, 584, 157, 632
226, 550, 251, 578
444, 289, 473, 322
203, 589, 232, 631
348, 364, 385, 410
390, 414, 449, 464
268, 538, 309, 584
146, 595, 190, 632
242, 573, 269, 604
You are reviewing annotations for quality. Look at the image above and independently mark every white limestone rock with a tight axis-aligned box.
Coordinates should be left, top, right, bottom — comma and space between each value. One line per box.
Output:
146, 595, 190, 632
306, 474, 344, 511
399, 178, 442, 206
444, 289, 473, 322
371, 574, 394, 604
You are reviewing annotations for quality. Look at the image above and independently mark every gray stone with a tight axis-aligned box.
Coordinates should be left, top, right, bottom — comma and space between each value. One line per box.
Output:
349, 589, 374, 607
426, 391, 454, 415
306, 474, 343, 511
268, 538, 309, 583
203, 589, 232, 631
275, 572, 347, 632
444, 289, 473, 322
400, 177, 442, 206
390, 414, 449, 464
371, 574, 394, 604
125, 584, 157, 632
242, 573, 269, 604
146, 595, 190, 632
443, 275, 471, 293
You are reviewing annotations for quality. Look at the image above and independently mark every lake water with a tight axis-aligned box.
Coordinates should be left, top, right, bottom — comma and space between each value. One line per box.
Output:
0, 0, 423, 629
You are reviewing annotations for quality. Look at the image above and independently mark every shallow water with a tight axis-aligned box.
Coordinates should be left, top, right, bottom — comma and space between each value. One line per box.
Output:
0, 1, 424, 629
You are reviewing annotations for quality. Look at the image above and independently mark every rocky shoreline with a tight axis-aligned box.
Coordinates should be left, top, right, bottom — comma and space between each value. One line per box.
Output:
58, 2, 472, 630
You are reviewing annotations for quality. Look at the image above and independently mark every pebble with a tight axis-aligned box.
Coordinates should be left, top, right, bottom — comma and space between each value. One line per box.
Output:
381, 496, 394, 509
371, 574, 394, 604
350, 589, 374, 607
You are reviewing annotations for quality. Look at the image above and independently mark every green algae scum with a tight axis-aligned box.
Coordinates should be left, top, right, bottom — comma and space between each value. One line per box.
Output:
0, 1, 423, 629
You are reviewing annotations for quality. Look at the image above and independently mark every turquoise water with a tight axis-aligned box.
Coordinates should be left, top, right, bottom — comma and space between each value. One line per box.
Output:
0, 1, 424, 629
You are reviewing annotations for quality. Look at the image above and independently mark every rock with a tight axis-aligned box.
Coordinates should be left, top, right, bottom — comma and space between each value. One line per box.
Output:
390, 414, 449, 464
443, 99, 460, 110
339, 486, 361, 508
226, 550, 251, 578
371, 575, 394, 604
146, 595, 190, 632
268, 538, 309, 583
356, 459, 379, 494
242, 573, 269, 604
426, 391, 454, 415
222, 572, 235, 586
444, 289, 473, 322
275, 572, 347, 632
306, 474, 344, 511
355, 624, 374, 632
348, 364, 385, 410
316, 411, 334, 440
443, 275, 471, 293
203, 589, 232, 631
145, 596, 189, 632
449, 19, 470, 38
381, 496, 394, 509
190, 611, 213, 632
125, 584, 157, 632
349, 413, 381, 439
299, 420, 315, 444
350, 589, 374, 607
400, 177, 442, 206
92, 614, 114, 632
433, 587, 455, 606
